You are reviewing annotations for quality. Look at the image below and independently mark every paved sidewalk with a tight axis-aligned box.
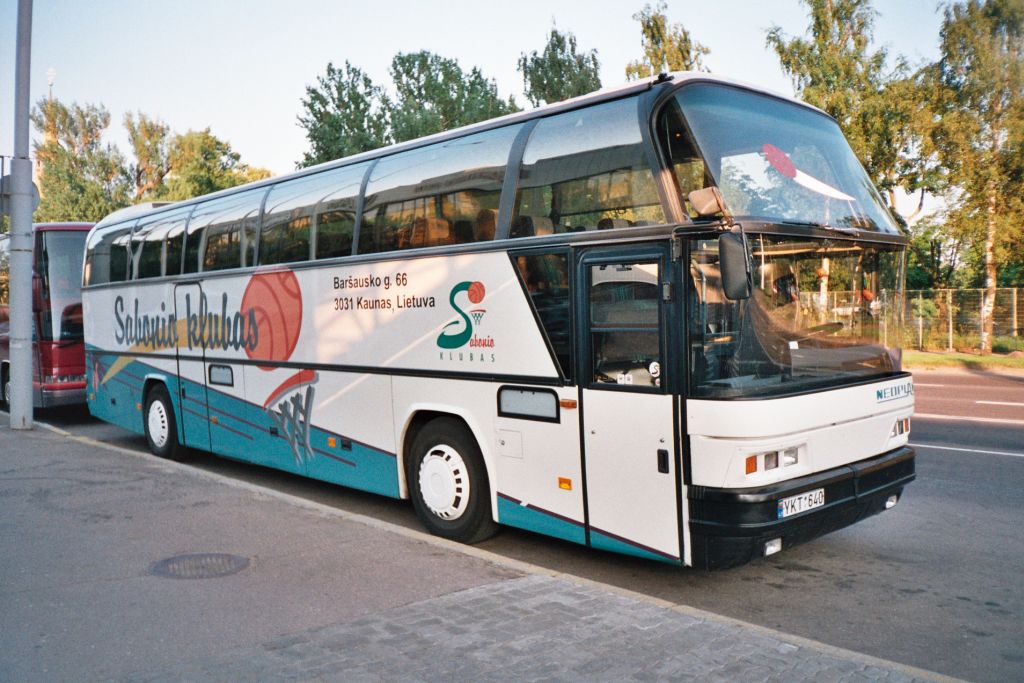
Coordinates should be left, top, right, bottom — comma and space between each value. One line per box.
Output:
143, 574, 943, 683
1, 418, 953, 682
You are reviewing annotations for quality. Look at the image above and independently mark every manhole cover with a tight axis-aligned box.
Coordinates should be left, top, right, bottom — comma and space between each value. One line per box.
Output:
149, 553, 250, 579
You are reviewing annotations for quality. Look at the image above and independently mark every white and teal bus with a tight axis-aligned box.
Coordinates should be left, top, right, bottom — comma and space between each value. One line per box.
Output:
82, 74, 915, 569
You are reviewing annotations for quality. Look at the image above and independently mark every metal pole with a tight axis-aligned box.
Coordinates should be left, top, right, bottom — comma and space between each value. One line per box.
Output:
979, 290, 985, 350
1013, 287, 1018, 338
917, 292, 924, 350
9, 0, 34, 429
947, 289, 953, 352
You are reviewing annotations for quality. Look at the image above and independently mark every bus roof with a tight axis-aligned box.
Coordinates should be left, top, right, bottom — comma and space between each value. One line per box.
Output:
33, 222, 94, 232
91, 72, 827, 231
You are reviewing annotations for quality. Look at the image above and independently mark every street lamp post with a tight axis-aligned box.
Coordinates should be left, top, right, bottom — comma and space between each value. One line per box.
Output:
8, 0, 35, 429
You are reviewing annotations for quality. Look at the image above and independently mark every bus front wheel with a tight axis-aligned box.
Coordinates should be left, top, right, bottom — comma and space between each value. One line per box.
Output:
408, 418, 497, 544
144, 384, 184, 461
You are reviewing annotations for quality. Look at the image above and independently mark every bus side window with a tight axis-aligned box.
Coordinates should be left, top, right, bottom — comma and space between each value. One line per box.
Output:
165, 222, 186, 276
657, 100, 709, 219
358, 125, 520, 255
133, 208, 192, 279
316, 209, 355, 259
512, 97, 665, 236
190, 189, 265, 272
84, 222, 135, 285
131, 222, 163, 279
203, 221, 243, 271
259, 211, 310, 265
589, 263, 661, 387
513, 251, 572, 380
260, 164, 367, 264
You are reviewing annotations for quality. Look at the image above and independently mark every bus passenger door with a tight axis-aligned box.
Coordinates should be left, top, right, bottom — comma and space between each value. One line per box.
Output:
579, 247, 681, 564
173, 283, 211, 451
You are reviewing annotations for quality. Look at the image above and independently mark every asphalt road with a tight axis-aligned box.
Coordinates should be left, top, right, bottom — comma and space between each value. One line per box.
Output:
22, 369, 1024, 682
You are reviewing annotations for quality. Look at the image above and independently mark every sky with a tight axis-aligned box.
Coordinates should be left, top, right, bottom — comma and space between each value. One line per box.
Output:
1, 0, 946, 211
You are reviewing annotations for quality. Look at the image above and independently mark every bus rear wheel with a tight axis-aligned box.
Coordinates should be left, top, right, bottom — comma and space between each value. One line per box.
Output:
144, 384, 184, 461
408, 418, 497, 544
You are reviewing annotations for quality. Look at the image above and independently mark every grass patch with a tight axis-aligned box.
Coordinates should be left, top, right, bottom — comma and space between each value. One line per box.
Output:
903, 350, 1024, 372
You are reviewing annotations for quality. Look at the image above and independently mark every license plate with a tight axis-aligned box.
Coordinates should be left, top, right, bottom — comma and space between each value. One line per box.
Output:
777, 488, 825, 519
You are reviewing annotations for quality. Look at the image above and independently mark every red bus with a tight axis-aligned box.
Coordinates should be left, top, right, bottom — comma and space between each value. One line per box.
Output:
0, 222, 92, 408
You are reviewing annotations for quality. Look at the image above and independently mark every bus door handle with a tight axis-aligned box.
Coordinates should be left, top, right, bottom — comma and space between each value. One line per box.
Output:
657, 449, 670, 474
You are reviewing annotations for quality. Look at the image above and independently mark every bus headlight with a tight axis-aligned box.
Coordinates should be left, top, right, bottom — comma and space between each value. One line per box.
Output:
745, 445, 802, 476
890, 418, 910, 437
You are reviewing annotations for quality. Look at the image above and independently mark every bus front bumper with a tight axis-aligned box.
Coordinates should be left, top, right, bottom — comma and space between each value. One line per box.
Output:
688, 446, 915, 570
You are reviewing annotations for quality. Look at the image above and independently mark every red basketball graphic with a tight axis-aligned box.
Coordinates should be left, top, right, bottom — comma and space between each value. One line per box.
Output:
467, 281, 485, 304
241, 269, 303, 370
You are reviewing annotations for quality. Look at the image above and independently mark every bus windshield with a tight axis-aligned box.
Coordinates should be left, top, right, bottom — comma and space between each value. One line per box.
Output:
37, 230, 87, 342
664, 83, 901, 233
689, 235, 905, 398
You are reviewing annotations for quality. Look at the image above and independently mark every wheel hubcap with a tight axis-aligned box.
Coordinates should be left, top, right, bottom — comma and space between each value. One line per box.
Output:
418, 444, 469, 520
147, 400, 169, 449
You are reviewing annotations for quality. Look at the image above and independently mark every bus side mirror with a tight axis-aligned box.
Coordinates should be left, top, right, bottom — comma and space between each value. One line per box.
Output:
719, 232, 752, 300
688, 187, 727, 220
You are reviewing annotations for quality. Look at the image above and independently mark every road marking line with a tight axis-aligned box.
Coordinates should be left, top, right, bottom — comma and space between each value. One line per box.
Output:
913, 412, 1024, 426
17, 416, 960, 683
976, 400, 1024, 407
912, 442, 1024, 459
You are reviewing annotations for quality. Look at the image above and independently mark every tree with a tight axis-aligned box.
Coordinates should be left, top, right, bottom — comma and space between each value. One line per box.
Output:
518, 26, 601, 107
163, 129, 268, 201
625, 1, 709, 79
925, 0, 1024, 351
297, 61, 391, 168
31, 98, 131, 222
389, 51, 518, 143
124, 111, 170, 201
766, 0, 938, 216
906, 214, 966, 289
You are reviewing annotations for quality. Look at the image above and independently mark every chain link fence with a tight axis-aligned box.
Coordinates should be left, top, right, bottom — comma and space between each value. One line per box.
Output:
903, 288, 1024, 353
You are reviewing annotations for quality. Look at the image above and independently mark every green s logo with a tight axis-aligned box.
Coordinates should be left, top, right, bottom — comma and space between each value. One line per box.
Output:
437, 281, 485, 349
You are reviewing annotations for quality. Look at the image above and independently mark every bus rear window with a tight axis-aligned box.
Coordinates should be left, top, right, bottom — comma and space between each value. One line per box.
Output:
38, 229, 88, 340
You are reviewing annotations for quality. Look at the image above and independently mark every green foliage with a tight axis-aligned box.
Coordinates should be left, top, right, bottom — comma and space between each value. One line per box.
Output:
31, 99, 132, 222
517, 26, 601, 107
297, 52, 516, 165
297, 61, 391, 168
766, 0, 937, 213
31, 96, 268, 215
163, 129, 265, 201
924, 0, 1024, 349
911, 296, 940, 319
626, 1, 709, 79
124, 111, 170, 201
906, 216, 965, 288
389, 51, 518, 143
